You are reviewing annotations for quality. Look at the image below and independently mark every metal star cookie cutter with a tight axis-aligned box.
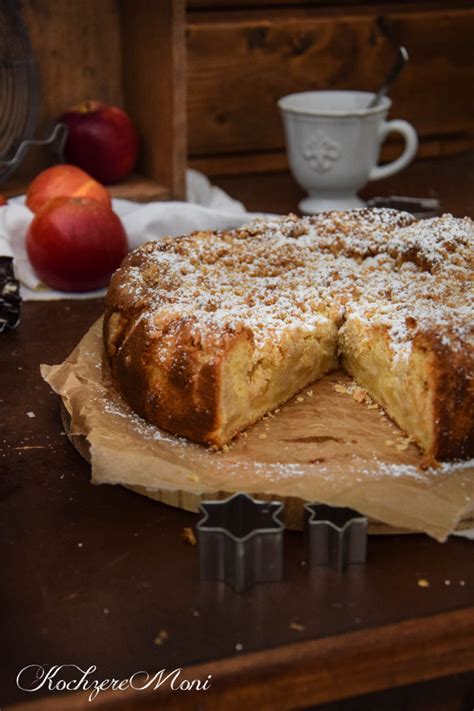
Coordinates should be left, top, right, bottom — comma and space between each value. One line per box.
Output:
304, 503, 368, 571
197, 492, 284, 592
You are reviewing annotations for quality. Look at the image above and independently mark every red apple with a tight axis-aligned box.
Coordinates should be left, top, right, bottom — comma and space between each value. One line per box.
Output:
26, 164, 111, 214
59, 101, 139, 184
26, 197, 128, 292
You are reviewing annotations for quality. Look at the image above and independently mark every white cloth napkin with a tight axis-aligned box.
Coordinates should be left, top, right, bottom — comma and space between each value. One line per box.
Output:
0, 169, 265, 300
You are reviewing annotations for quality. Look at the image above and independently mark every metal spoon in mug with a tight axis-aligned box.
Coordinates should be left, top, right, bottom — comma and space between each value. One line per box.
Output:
367, 46, 409, 108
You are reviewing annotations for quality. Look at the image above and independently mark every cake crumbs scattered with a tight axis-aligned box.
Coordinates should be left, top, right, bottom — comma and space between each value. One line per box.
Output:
334, 384, 347, 394
222, 443, 230, 453
26, 411, 35, 418
396, 436, 413, 452
417, 578, 430, 588
352, 386, 367, 403
306, 390, 314, 397
235, 643, 243, 651
154, 629, 169, 646
186, 473, 200, 482
258, 433, 268, 440
444, 579, 451, 586
182, 527, 197, 545
460, 580, 466, 586
289, 622, 305, 631
296, 396, 305, 403
14, 445, 47, 451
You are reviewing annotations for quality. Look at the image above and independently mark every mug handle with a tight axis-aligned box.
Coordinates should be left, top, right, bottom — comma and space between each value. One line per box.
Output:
369, 120, 418, 181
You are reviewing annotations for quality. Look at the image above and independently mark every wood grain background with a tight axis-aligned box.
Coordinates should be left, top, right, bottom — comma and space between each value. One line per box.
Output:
10, 1, 474, 185
15, 0, 186, 198
187, 2, 474, 175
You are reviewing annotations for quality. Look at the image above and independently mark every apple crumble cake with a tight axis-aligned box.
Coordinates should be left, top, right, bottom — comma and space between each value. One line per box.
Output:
103, 209, 473, 460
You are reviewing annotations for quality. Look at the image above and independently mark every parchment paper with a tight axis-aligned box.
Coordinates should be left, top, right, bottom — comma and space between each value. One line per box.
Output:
41, 319, 474, 542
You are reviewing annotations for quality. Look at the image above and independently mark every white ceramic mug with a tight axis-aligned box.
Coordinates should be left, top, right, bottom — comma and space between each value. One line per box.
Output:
278, 90, 418, 213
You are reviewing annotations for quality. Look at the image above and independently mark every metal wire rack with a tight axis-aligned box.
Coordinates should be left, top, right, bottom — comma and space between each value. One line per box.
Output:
0, 0, 39, 183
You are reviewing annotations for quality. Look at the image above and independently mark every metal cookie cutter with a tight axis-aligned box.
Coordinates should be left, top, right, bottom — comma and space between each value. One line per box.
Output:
197, 492, 284, 592
304, 504, 368, 571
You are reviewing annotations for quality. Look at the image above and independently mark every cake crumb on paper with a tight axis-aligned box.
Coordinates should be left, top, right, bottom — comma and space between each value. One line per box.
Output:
396, 436, 413, 452
154, 629, 168, 646
182, 527, 197, 546
352, 386, 367, 404
289, 622, 305, 632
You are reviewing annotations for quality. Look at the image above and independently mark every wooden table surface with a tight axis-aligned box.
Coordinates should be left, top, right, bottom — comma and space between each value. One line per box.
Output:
2, 154, 474, 710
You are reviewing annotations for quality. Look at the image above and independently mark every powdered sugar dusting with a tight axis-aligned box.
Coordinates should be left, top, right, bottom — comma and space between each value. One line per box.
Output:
110, 210, 473, 364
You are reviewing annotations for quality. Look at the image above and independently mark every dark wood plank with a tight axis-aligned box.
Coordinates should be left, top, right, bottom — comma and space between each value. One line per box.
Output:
18, 0, 123, 179
121, 0, 187, 199
188, 0, 473, 7
189, 135, 474, 177
6, 608, 474, 710
187, 6, 474, 170
1, 175, 171, 203
213, 151, 474, 218
4, 1, 186, 200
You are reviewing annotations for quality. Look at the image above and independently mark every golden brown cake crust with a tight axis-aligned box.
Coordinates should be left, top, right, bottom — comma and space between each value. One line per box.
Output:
104, 242, 255, 444
104, 210, 473, 458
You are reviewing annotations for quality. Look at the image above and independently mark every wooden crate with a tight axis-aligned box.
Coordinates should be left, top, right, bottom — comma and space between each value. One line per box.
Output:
3, 0, 186, 201
186, 1, 474, 176
7, 1, 473, 190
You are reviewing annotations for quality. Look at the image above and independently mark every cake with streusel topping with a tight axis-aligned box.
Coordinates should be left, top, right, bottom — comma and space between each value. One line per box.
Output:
103, 209, 473, 460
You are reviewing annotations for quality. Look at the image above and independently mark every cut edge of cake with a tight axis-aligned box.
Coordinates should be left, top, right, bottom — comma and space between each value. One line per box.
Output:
339, 314, 474, 462
104, 307, 340, 447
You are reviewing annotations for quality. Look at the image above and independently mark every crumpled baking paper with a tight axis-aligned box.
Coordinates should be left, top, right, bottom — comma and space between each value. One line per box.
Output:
41, 319, 474, 542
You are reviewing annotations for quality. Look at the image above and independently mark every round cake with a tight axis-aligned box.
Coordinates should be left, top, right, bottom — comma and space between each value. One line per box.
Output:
103, 209, 474, 460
